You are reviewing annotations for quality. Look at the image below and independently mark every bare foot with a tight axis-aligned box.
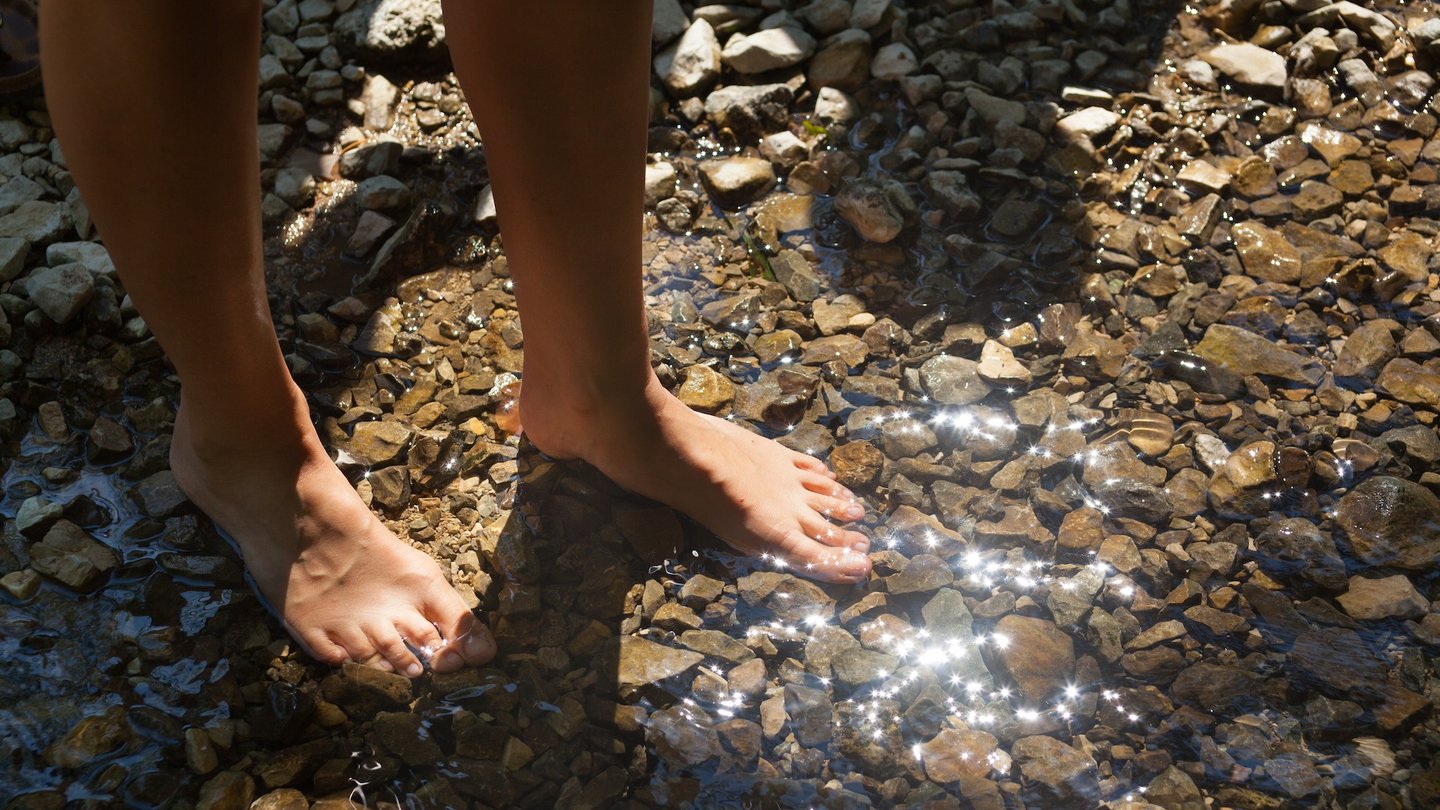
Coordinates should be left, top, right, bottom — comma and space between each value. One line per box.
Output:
520, 375, 872, 583
169, 385, 495, 677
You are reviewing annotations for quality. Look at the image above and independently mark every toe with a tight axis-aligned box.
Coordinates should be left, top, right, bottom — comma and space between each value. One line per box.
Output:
332, 626, 379, 666
370, 623, 426, 678
793, 453, 835, 477
800, 472, 852, 498
776, 529, 871, 583
426, 588, 496, 670
299, 629, 349, 666
396, 612, 446, 663
808, 492, 865, 522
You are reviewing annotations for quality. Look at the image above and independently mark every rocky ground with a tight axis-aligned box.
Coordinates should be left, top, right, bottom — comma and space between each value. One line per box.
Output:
3, 0, 1440, 807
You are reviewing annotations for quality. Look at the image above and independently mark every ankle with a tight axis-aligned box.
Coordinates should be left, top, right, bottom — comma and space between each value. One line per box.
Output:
175, 386, 318, 462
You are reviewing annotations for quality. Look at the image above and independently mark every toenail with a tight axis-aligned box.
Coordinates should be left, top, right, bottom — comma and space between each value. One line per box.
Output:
851, 539, 869, 552
845, 504, 865, 519
463, 633, 493, 659
404, 662, 423, 678
440, 652, 462, 670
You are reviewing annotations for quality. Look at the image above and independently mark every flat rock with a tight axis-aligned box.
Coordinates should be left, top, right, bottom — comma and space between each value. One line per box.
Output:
1337, 574, 1429, 620
995, 615, 1074, 701
921, 728, 999, 782
919, 355, 992, 405
833, 177, 914, 243
1193, 324, 1321, 384
609, 635, 704, 688
1202, 43, 1286, 88
721, 26, 815, 73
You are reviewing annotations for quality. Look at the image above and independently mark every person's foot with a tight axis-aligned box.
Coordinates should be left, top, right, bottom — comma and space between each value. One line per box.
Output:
169, 385, 495, 677
519, 374, 872, 583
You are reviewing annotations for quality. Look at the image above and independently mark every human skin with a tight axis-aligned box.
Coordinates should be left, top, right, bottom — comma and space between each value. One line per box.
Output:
39, 0, 869, 677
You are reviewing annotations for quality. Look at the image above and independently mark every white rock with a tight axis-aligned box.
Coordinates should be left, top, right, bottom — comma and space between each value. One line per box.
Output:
645, 162, 677, 208
362, 74, 400, 130
346, 210, 396, 257
870, 43, 918, 80
814, 87, 859, 122
1176, 161, 1232, 193
1055, 107, 1121, 143
721, 26, 816, 74
652, 0, 689, 46
258, 54, 290, 89
273, 167, 316, 208
27, 262, 95, 324
795, 0, 850, 35
1202, 43, 1287, 88
761, 131, 809, 167
472, 184, 497, 226
355, 175, 412, 210
655, 19, 721, 96
1297, 2, 1398, 49
46, 242, 114, 276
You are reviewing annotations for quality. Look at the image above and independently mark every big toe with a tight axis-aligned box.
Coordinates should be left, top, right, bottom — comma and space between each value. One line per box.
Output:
426, 589, 496, 671
777, 523, 870, 583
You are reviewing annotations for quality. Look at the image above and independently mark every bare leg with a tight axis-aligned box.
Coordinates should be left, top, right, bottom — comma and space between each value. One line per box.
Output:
40, 0, 493, 675
442, 1, 871, 582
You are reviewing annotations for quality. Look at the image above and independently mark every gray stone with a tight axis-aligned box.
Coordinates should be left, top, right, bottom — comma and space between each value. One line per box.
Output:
26, 263, 94, 324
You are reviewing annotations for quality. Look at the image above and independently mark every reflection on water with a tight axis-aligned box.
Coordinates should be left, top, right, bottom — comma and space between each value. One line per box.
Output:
5, 0, 1440, 807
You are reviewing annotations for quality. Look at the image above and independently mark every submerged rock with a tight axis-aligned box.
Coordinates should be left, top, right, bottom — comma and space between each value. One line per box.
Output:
1335, 476, 1440, 569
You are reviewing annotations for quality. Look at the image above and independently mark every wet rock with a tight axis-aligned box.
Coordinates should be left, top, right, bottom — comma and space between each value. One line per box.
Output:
784, 683, 833, 746
1337, 575, 1429, 620
26, 263, 94, 325
320, 662, 413, 718
1145, 766, 1205, 810
830, 440, 884, 489
1171, 663, 1260, 713
919, 355, 992, 405
355, 175, 411, 211
250, 789, 308, 810
196, 771, 255, 810
995, 615, 1074, 702
1193, 324, 1321, 384
831, 647, 898, 686
1376, 359, 1440, 409
965, 87, 1026, 128
256, 735, 331, 784
887, 553, 953, 594
369, 711, 440, 766
976, 340, 1030, 386
737, 571, 836, 623
1335, 476, 1440, 569
1334, 321, 1397, 381
1202, 43, 1286, 88
350, 420, 411, 468
29, 520, 118, 591
921, 728, 999, 782
833, 177, 915, 243
1012, 735, 1098, 805
676, 363, 734, 413
770, 249, 823, 302
699, 157, 776, 208
922, 589, 993, 687
1231, 222, 1301, 284
607, 635, 704, 689
680, 629, 753, 663
45, 706, 129, 769
1254, 518, 1347, 590
812, 294, 866, 335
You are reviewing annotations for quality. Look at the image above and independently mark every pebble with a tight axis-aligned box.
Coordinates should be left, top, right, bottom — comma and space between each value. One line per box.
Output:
25, 263, 94, 324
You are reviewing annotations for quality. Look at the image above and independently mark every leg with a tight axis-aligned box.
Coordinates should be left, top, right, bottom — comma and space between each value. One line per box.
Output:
40, 0, 493, 674
442, 0, 871, 582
